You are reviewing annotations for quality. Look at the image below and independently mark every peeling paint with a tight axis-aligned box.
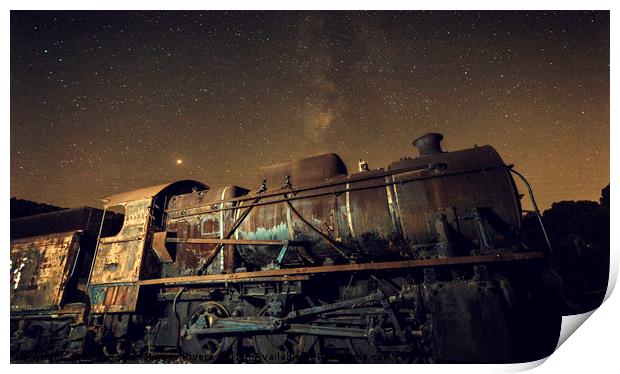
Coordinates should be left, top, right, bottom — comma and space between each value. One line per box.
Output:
10, 231, 80, 310
12, 260, 26, 289
238, 223, 290, 241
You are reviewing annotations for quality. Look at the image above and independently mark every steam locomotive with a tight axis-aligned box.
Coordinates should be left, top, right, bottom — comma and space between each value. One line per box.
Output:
11, 133, 568, 363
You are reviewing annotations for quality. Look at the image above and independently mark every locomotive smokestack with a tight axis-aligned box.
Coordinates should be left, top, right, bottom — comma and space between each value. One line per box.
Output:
413, 133, 444, 156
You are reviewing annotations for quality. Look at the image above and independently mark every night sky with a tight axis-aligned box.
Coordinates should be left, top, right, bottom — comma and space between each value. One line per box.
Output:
10, 11, 609, 210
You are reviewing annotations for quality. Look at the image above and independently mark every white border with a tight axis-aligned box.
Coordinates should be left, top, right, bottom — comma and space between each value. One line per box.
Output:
3, 2, 617, 372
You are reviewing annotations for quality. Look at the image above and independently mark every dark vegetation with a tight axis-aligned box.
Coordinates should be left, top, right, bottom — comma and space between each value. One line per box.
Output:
10, 197, 65, 219
523, 184, 610, 314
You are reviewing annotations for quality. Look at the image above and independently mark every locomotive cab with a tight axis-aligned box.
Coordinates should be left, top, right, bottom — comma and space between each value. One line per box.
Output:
87, 180, 207, 314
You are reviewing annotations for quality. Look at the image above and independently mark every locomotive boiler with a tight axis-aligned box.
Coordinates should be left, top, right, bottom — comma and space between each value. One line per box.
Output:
10, 133, 565, 363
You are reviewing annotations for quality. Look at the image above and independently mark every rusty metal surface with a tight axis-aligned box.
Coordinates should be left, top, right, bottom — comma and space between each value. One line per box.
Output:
138, 251, 545, 287
167, 237, 294, 245
164, 162, 434, 217
10, 231, 81, 312
413, 132, 444, 156
344, 169, 400, 259
152, 231, 174, 263
162, 146, 523, 271
235, 192, 328, 267
257, 152, 347, 189
88, 181, 209, 313
156, 275, 310, 286
165, 185, 249, 276
388, 145, 521, 250
167, 185, 249, 213
90, 198, 152, 284
89, 283, 139, 313
10, 302, 87, 319
102, 180, 207, 209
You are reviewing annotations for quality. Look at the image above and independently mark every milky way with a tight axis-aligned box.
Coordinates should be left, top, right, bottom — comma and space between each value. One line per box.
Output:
10, 11, 609, 209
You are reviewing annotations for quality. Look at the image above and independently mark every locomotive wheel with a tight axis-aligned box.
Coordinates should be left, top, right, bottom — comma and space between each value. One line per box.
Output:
252, 296, 317, 363
180, 302, 234, 363
253, 333, 316, 363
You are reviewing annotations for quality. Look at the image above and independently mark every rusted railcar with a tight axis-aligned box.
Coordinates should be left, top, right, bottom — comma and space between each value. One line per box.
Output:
10, 208, 123, 360
11, 133, 570, 363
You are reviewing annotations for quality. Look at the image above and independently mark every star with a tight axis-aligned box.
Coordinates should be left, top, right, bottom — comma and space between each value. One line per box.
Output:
9, 11, 609, 210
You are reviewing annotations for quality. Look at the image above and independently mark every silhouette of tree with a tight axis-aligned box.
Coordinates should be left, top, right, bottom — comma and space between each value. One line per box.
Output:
522, 185, 610, 314
600, 184, 610, 207
10, 197, 65, 219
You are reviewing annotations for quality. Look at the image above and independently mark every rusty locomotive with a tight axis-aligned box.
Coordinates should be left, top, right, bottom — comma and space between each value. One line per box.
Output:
10, 133, 566, 363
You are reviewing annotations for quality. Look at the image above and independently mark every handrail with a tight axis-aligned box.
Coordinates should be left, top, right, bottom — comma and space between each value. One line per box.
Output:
86, 207, 107, 286
165, 164, 512, 219
165, 162, 444, 214
509, 168, 553, 253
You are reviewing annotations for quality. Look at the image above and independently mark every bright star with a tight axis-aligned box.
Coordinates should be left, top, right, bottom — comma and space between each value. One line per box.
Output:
176, 159, 183, 165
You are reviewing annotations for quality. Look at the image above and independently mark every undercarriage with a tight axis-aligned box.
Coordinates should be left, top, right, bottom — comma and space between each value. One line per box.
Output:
72, 261, 560, 364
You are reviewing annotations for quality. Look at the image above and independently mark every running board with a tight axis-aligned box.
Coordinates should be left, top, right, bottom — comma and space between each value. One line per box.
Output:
138, 251, 544, 287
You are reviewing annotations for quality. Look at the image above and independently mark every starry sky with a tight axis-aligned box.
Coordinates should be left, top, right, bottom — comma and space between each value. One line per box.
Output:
10, 11, 609, 210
